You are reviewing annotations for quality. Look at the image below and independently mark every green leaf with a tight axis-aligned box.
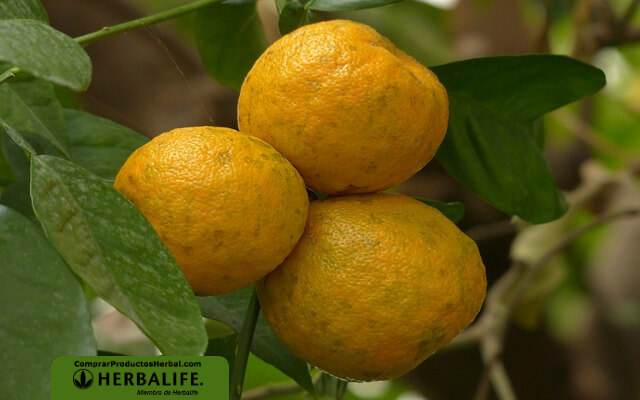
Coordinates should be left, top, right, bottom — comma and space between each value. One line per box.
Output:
275, 0, 291, 13
29, 155, 207, 355
193, 1, 268, 91
278, 1, 320, 35
437, 95, 567, 223
414, 198, 464, 224
2, 121, 36, 157
199, 286, 315, 394
1, 131, 31, 182
65, 109, 147, 180
0, 0, 48, 22
0, 138, 15, 186
0, 205, 96, 400
308, 0, 406, 11
430, 55, 605, 223
54, 84, 81, 109
528, 117, 545, 148
0, 20, 91, 90
0, 180, 34, 220
431, 55, 606, 124
0, 78, 70, 157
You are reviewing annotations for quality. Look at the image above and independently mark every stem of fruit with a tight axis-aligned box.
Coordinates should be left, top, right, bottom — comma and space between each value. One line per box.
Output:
230, 288, 260, 400
74, 0, 224, 46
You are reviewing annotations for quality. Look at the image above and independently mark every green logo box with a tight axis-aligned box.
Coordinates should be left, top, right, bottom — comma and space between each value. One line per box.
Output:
52, 356, 228, 399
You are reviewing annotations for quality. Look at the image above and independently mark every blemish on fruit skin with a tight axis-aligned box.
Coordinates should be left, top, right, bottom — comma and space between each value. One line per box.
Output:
182, 245, 194, 256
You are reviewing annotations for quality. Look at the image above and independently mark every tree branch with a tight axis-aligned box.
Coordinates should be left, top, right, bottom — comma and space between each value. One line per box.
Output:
462, 207, 639, 400
509, 207, 640, 307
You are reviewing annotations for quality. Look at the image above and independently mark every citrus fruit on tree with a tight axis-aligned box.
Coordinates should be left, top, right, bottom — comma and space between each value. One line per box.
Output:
114, 126, 309, 295
238, 19, 449, 195
258, 193, 486, 381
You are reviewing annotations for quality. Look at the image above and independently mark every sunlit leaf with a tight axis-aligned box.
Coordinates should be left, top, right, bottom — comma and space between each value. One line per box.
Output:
0, 20, 91, 90
0, 0, 47, 22
30, 155, 207, 355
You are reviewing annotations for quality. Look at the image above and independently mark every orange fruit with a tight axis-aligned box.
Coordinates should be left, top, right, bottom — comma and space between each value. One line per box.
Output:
238, 20, 448, 195
114, 126, 309, 295
258, 193, 485, 381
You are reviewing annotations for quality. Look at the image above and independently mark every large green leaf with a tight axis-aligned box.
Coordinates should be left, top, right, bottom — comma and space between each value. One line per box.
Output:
309, 0, 406, 11
437, 95, 567, 223
199, 286, 315, 394
0, 205, 96, 400
65, 109, 147, 180
29, 154, 207, 355
193, 1, 267, 91
431, 55, 606, 124
0, 19, 91, 90
0, 0, 48, 22
431, 55, 605, 223
0, 78, 69, 157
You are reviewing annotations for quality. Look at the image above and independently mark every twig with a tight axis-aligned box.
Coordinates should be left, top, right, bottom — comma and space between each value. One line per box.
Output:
0, 67, 19, 85
509, 207, 640, 307
230, 289, 260, 400
472, 360, 494, 400
243, 382, 303, 400
534, 0, 552, 53
614, 28, 640, 44
489, 360, 517, 400
465, 220, 516, 242
621, 0, 640, 28
74, 0, 224, 46
0, 0, 225, 85
468, 207, 639, 400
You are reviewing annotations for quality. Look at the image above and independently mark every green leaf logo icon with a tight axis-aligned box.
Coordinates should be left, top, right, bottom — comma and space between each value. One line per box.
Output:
72, 369, 93, 389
